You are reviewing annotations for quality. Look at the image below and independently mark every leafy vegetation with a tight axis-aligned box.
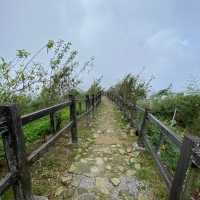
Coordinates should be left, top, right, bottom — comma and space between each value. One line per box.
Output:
87, 76, 103, 95
0, 39, 94, 110
108, 73, 151, 105
0, 39, 97, 161
144, 89, 200, 198
150, 91, 200, 137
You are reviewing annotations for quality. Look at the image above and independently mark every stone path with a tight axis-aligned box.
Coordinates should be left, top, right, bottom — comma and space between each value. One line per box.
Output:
56, 97, 152, 200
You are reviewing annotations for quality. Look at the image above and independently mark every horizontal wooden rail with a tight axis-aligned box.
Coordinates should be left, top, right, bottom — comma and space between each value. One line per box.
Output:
22, 101, 71, 125
28, 121, 73, 164
0, 101, 72, 135
148, 113, 182, 149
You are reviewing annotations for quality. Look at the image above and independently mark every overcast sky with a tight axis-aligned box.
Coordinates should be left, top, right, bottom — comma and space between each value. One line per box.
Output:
0, 0, 200, 92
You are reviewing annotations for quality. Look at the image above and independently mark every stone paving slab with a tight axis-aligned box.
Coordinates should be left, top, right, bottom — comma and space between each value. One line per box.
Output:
56, 97, 151, 200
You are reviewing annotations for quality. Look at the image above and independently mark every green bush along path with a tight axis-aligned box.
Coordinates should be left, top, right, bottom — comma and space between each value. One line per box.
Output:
30, 97, 167, 200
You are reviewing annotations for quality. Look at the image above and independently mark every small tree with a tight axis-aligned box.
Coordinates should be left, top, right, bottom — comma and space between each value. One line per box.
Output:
87, 76, 103, 95
0, 40, 94, 110
40, 40, 94, 105
109, 73, 151, 105
0, 53, 41, 105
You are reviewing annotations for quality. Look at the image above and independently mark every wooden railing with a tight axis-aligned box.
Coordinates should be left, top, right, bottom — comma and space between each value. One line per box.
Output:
0, 92, 102, 200
107, 92, 200, 200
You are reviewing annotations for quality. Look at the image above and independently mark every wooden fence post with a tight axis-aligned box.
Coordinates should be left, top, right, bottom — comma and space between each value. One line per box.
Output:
137, 108, 148, 146
50, 112, 56, 134
2, 105, 34, 200
95, 94, 98, 106
69, 95, 78, 143
97, 93, 99, 105
85, 95, 90, 112
169, 135, 194, 200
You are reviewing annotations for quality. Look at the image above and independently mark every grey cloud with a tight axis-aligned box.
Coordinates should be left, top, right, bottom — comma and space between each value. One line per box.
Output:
0, 0, 200, 91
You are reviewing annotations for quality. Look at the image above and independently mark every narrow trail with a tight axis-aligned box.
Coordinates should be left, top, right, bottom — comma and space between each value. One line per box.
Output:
60, 97, 153, 199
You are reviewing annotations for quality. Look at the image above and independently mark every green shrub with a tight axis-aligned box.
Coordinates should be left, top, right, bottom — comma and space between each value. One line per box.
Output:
108, 73, 150, 105
151, 94, 200, 136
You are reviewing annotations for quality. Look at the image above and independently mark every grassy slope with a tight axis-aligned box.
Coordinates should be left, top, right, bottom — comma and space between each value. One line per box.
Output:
0, 102, 86, 199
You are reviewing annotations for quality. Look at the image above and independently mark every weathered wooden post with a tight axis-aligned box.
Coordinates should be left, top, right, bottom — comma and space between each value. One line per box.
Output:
99, 92, 102, 104
1, 105, 34, 200
69, 94, 78, 143
95, 94, 97, 105
50, 112, 56, 134
85, 95, 90, 112
137, 108, 148, 146
169, 135, 194, 200
97, 94, 99, 105
96, 93, 99, 106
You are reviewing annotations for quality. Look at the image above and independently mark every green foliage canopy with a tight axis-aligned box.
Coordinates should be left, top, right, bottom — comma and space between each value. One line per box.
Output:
108, 73, 151, 105
0, 39, 94, 111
